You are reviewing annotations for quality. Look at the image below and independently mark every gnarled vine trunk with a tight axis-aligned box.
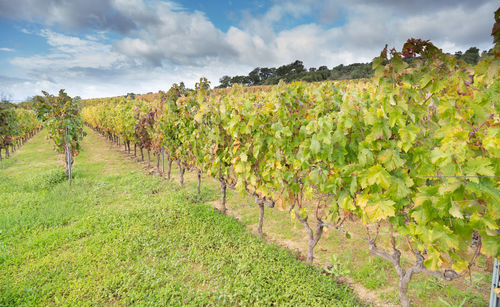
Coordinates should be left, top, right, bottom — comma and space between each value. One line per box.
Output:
252, 195, 274, 236
176, 160, 184, 187
368, 240, 462, 307
219, 179, 227, 214
257, 201, 265, 235
156, 153, 160, 172
167, 158, 173, 180
295, 212, 324, 264
64, 147, 74, 179
197, 170, 202, 198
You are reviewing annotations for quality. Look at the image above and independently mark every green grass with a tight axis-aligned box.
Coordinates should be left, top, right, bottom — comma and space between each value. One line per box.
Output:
0, 129, 361, 306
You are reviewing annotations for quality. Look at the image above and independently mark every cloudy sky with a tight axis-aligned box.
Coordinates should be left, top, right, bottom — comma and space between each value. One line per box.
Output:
0, 0, 497, 101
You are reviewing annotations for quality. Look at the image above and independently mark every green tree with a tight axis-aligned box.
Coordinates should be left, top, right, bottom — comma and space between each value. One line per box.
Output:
460, 47, 480, 65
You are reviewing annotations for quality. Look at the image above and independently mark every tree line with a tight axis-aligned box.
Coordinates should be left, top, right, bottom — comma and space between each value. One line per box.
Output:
216, 47, 493, 88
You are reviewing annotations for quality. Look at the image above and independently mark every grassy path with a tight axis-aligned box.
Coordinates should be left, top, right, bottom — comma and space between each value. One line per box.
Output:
0, 129, 360, 306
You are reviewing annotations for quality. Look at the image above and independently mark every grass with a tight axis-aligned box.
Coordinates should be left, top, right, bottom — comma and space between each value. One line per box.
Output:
0, 129, 361, 306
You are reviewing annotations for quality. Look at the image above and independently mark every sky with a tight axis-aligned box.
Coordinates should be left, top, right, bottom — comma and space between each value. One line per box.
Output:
0, 0, 498, 101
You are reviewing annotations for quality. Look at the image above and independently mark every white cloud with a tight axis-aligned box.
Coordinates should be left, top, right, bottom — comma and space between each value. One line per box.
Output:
0, 0, 497, 100
113, 1, 236, 66
393, 1, 497, 52
0, 0, 136, 33
11, 29, 127, 71
0, 47, 15, 52
224, 0, 496, 68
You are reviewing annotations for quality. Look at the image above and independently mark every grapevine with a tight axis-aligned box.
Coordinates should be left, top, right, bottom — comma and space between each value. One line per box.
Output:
0, 102, 41, 160
35, 90, 86, 177
81, 13, 500, 306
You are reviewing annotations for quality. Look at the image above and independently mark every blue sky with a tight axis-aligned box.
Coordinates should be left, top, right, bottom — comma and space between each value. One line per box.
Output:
0, 0, 497, 101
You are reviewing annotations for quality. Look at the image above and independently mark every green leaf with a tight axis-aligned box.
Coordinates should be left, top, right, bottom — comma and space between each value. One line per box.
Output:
358, 148, 373, 166
298, 208, 308, 219
377, 149, 405, 171
391, 178, 412, 199
430, 148, 447, 164
362, 164, 392, 190
424, 242, 445, 266
365, 199, 395, 221
451, 260, 469, 273
424, 254, 440, 271
481, 236, 500, 257
349, 176, 358, 195
339, 194, 355, 211
438, 182, 462, 195
419, 74, 433, 89
448, 202, 463, 219
234, 162, 244, 173
465, 157, 495, 177
466, 182, 500, 206
310, 168, 321, 184
372, 57, 384, 69
310, 139, 321, 154
411, 207, 428, 224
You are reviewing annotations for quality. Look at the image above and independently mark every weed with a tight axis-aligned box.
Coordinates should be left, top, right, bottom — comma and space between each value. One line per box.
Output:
325, 254, 351, 277
26, 168, 67, 190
